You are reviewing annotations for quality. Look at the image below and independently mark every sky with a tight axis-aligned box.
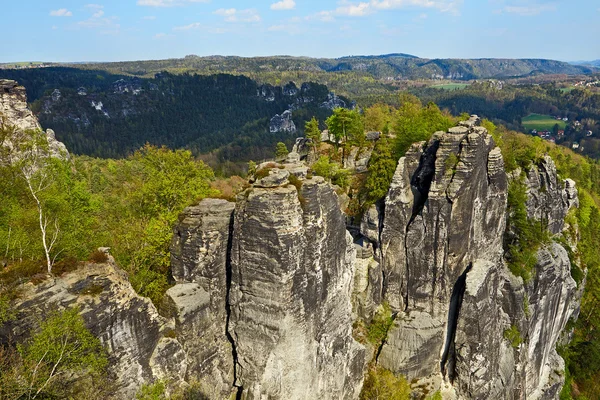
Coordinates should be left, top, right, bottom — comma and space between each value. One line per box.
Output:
2, 0, 599, 63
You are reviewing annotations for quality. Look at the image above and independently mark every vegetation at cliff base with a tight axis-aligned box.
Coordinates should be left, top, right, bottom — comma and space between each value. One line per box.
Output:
0, 308, 110, 400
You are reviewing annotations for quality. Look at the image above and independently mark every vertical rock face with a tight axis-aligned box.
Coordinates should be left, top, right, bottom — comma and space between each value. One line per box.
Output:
378, 117, 508, 381
369, 116, 581, 398
167, 198, 236, 399
229, 177, 365, 399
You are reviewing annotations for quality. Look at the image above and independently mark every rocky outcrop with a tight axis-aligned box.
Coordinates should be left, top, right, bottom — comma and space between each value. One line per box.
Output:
229, 176, 365, 399
168, 199, 236, 399
1, 260, 185, 399
0, 79, 68, 159
2, 110, 583, 399
362, 116, 581, 398
269, 110, 296, 134
320, 92, 346, 110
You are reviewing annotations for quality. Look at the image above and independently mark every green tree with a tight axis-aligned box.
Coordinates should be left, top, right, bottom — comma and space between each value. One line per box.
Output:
364, 137, 397, 204
5, 308, 109, 400
275, 142, 289, 160
393, 102, 454, 156
326, 108, 365, 160
363, 104, 392, 132
305, 117, 321, 153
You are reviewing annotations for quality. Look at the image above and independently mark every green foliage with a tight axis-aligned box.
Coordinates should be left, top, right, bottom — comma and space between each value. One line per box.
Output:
311, 156, 350, 189
275, 142, 289, 160
444, 152, 459, 173
0, 142, 214, 307
363, 103, 392, 132
364, 136, 397, 204
360, 365, 411, 400
505, 179, 549, 282
504, 325, 523, 348
6, 308, 109, 399
304, 117, 321, 148
136, 380, 167, 400
247, 160, 257, 177
393, 101, 454, 156
0, 286, 18, 324
326, 108, 365, 146
427, 391, 443, 400
366, 303, 395, 347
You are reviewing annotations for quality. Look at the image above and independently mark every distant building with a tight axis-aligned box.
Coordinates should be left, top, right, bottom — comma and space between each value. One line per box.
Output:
572, 142, 580, 149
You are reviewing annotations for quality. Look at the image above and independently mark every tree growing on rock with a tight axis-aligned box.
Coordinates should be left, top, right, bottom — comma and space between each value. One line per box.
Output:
275, 142, 289, 160
304, 117, 321, 154
2, 126, 65, 274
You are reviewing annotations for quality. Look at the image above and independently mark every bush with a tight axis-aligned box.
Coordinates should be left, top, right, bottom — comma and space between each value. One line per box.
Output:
89, 249, 109, 264
136, 381, 167, 400
504, 325, 522, 348
360, 365, 411, 400
366, 303, 395, 347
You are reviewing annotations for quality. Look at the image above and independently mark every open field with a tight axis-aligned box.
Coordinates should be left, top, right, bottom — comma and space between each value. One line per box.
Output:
522, 113, 567, 131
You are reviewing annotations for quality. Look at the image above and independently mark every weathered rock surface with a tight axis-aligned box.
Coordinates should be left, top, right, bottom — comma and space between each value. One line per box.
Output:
368, 115, 581, 398
0, 79, 68, 159
1, 262, 184, 399
269, 109, 296, 133
229, 177, 365, 399
168, 199, 236, 399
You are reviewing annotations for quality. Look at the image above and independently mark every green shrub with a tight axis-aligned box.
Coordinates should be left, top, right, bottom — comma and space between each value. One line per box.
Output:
504, 325, 522, 348
136, 381, 167, 400
505, 179, 550, 282
366, 303, 395, 347
254, 167, 272, 180
360, 365, 411, 400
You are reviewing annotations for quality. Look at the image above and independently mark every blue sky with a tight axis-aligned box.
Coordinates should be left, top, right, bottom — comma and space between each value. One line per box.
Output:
3, 0, 599, 62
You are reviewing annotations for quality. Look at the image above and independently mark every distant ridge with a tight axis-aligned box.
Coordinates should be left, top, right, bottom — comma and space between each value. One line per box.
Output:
62, 54, 597, 81
570, 60, 600, 68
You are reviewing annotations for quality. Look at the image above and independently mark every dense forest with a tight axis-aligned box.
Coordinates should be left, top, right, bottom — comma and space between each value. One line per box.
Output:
1, 68, 340, 168
2, 65, 600, 167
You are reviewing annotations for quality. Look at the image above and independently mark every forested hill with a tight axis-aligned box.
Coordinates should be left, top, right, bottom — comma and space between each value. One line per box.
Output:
0, 68, 342, 162
66, 54, 596, 81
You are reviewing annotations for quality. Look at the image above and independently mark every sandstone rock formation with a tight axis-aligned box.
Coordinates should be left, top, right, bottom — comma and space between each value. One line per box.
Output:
0, 79, 68, 159
1, 110, 582, 399
269, 109, 296, 134
360, 115, 581, 398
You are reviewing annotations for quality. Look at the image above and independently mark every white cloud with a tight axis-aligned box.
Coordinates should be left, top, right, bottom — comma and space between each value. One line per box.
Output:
173, 22, 202, 30
271, 0, 296, 10
137, 0, 209, 7
50, 8, 73, 17
86, 4, 105, 18
172, 22, 227, 34
502, 3, 556, 15
76, 4, 119, 34
143, 15, 157, 20
327, 0, 463, 17
306, 10, 335, 22
154, 32, 167, 38
214, 8, 261, 23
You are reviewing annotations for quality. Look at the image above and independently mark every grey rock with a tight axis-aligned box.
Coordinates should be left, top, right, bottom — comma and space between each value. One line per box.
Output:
1, 263, 183, 399
169, 199, 236, 399
0, 79, 69, 160
229, 179, 365, 399
523, 156, 579, 234
254, 168, 290, 188
269, 110, 296, 133
320, 92, 346, 110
